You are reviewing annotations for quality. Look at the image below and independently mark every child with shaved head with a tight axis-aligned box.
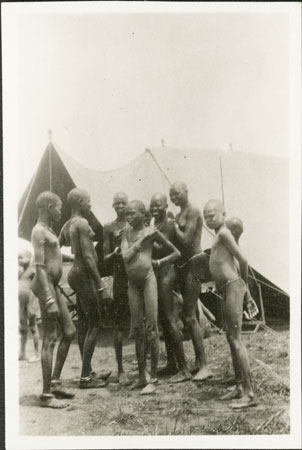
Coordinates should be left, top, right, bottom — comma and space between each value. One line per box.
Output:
67, 188, 107, 389
18, 249, 39, 362
203, 199, 257, 408
103, 192, 130, 386
31, 191, 76, 408
121, 200, 180, 394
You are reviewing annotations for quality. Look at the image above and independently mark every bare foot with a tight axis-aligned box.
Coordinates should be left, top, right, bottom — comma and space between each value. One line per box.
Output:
190, 366, 200, 376
91, 370, 112, 381
192, 366, 213, 382
231, 394, 258, 409
157, 365, 178, 377
170, 370, 192, 384
220, 385, 243, 401
145, 371, 151, 383
28, 355, 40, 363
79, 378, 108, 389
140, 383, 157, 395
118, 372, 131, 386
129, 379, 148, 391
51, 389, 75, 399
40, 394, 69, 409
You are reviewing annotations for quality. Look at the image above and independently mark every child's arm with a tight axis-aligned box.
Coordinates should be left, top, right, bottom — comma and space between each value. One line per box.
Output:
78, 219, 103, 292
121, 231, 143, 263
153, 230, 181, 266
219, 228, 248, 283
58, 220, 70, 247
174, 207, 201, 247
32, 228, 50, 296
103, 224, 118, 263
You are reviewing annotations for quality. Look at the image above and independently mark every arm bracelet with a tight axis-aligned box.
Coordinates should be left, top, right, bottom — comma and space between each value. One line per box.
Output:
97, 287, 105, 292
45, 297, 55, 306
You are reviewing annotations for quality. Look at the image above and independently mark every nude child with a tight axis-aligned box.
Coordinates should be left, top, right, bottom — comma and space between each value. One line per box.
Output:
103, 192, 131, 386
67, 188, 108, 389
121, 200, 180, 395
18, 249, 39, 363
31, 192, 76, 408
204, 200, 257, 408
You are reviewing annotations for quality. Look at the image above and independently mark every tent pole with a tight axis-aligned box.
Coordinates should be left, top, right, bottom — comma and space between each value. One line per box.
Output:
145, 148, 215, 237
219, 155, 225, 206
48, 144, 53, 192
145, 148, 172, 186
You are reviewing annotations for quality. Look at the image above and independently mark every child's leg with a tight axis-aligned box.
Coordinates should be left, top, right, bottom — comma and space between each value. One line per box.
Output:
182, 268, 211, 381
52, 286, 76, 380
225, 280, 256, 406
129, 281, 147, 387
28, 313, 40, 360
143, 272, 159, 382
19, 296, 29, 360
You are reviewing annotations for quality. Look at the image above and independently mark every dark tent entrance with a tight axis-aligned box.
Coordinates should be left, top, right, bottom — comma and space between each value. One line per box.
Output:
18, 143, 105, 268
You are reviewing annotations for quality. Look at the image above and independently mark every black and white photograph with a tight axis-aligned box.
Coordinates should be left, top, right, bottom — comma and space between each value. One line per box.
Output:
2, 1, 301, 449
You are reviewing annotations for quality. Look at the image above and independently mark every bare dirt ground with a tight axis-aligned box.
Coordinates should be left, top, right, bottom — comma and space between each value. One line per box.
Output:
19, 324, 289, 436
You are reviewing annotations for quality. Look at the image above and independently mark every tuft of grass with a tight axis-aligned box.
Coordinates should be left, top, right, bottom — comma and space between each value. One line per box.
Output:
201, 414, 254, 435
112, 406, 143, 428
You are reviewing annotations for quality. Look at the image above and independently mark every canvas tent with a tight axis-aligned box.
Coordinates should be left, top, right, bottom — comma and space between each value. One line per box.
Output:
18, 142, 289, 299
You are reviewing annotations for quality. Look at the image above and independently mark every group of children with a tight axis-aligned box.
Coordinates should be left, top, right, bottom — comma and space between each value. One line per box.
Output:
18, 181, 258, 409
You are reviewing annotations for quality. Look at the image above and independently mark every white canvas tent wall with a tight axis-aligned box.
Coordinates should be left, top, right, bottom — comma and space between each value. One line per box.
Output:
18, 142, 289, 294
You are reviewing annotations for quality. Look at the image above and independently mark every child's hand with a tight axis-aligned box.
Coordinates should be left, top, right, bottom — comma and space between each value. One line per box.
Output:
152, 259, 160, 269
143, 228, 158, 240
243, 294, 259, 320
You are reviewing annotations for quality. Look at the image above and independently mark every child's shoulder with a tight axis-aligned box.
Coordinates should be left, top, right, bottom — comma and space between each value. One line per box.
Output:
217, 225, 232, 240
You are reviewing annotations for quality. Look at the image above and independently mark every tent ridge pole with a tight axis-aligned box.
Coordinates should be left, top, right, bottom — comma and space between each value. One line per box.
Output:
219, 155, 225, 206
49, 144, 53, 191
145, 148, 172, 186
145, 148, 214, 237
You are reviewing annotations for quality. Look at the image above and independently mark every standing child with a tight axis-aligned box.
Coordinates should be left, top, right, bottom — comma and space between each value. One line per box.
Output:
121, 200, 180, 395
18, 249, 40, 362
203, 200, 257, 409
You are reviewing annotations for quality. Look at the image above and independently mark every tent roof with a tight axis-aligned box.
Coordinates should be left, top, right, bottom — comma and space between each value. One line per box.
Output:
18, 143, 289, 293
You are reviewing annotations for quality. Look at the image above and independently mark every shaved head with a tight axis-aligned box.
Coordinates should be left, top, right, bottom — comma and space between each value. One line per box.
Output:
169, 181, 188, 194
113, 192, 128, 204
67, 188, 90, 207
203, 199, 225, 214
150, 192, 168, 205
169, 181, 189, 207
18, 249, 32, 260
226, 217, 244, 239
36, 191, 61, 211
126, 200, 146, 215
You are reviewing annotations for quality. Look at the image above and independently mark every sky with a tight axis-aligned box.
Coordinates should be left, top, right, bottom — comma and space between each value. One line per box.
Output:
5, 4, 292, 195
